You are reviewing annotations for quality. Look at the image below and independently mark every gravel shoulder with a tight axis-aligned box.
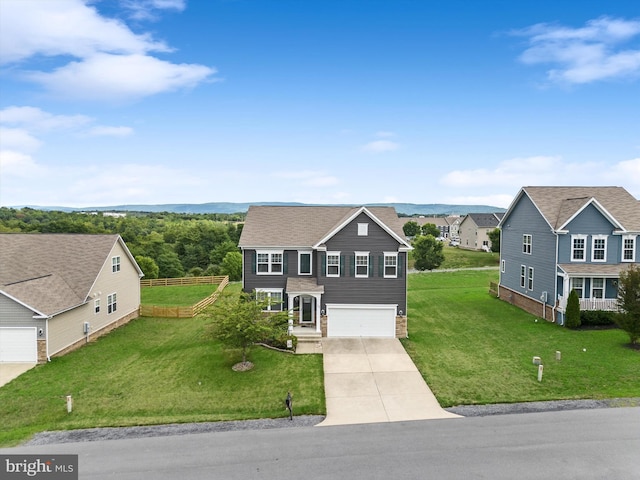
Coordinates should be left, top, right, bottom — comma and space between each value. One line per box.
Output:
24, 398, 640, 446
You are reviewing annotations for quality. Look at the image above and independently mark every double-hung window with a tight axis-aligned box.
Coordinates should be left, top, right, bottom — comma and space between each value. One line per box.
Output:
591, 278, 604, 299
523, 234, 532, 254
571, 235, 586, 261
107, 293, 117, 314
112, 256, 121, 273
94, 299, 100, 314
257, 251, 283, 274
622, 235, 636, 262
520, 265, 526, 288
298, 251, 312, 275
527, 267, 534, 290
326, 252, 340, 277
570, 278, 584, 298
256, 289, 283, 311
384, 252, 398, 278
355, 252, 369, 278
591, 236, 607, 262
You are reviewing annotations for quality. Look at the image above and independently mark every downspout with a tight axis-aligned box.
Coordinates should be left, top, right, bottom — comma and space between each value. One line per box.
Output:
552, 227, 559, 324
46, 316, 51, 362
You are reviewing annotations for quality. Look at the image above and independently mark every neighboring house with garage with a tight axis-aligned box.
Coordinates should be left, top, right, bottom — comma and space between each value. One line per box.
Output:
458, 213, 504, 251
497, 186, 640, 325
0, 234, 143, 363
238, 206, 412, 338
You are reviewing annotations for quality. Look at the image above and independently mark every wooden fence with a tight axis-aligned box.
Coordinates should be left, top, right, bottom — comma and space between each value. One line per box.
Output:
140, 275, 227, 287
140, 276, 229, 318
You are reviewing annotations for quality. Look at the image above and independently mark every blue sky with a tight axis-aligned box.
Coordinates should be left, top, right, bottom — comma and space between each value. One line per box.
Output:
1, 0, 639, 209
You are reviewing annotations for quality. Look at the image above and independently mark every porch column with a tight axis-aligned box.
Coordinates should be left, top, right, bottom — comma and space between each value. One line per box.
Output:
287, 295, 295, 334
314, 293, 322, 333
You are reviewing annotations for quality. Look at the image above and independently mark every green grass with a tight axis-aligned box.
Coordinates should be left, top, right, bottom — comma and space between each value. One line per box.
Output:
141, 284, 219, 306
408, 244, 499, 270
0, 283, 324, 447
403, 270, 640, 407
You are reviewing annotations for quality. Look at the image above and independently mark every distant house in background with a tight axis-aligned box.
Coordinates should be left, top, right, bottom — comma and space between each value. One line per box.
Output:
0, 234, 143, 363
446, 215, 463, 239
239, 206, 412, 338
498, 186, 640, 324
458, 213, 504, 250
413, 216, 450, 237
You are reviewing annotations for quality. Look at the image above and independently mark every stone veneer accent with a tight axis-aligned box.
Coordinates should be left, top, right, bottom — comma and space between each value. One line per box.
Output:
37, 339, 47, 364
48, 309, 140, 362
498, 286, 555, 323
319, 314, 407, 338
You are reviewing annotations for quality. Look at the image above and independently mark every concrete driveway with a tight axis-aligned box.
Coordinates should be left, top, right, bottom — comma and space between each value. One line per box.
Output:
0, 363, 36, 388
318, 338, 460, 426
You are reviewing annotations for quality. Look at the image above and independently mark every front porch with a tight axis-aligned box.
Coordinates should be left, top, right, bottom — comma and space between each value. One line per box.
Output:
557, 295, 619, 312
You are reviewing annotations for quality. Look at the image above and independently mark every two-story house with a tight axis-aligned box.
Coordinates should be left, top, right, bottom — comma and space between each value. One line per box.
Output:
497, 186, 640, 324
0, 234, 143, 363
238, 206, 412, 338
458, 213, 504, 251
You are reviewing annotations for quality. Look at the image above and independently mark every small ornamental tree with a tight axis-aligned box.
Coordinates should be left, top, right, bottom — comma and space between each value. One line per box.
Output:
208, 291, 288, 369
565, 289, 581, 329
421, 223, 440, 237
413, 234, 445, 271
615, 264, 640, 346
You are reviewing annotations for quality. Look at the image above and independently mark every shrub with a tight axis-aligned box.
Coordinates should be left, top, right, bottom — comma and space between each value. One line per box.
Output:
565, 289, 581, 329
580, 310, 616, 327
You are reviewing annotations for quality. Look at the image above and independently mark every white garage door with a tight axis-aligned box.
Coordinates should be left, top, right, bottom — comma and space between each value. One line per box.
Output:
0, 328, 37, 362
326, 304, 396, 337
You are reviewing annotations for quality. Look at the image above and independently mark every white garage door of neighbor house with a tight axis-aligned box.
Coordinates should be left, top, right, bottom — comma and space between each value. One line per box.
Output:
0, 327, 37, 362
326, 304, 396, 337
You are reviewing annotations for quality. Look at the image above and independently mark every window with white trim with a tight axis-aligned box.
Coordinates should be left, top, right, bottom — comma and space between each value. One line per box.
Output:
528, 267, 534, 290
622, 235, 636, 262
384, 252, 398, 278
326, 252, 340, 277
298, 251, 312, 275
355, 252, 369, 277
570, 277, 584, 298
591, 235, 607, 262
255, 289, 283, 311
520, 265, 526, 288
94, 299, 100, 314
571, 235, 586, 261
257, 251, 283, 274
501, 259, 505, 273
591, 278, 604, 299
523, 234, 532, 254
358, 223, 369, 236
107, 293, 117, 314
112, 256, 121, 273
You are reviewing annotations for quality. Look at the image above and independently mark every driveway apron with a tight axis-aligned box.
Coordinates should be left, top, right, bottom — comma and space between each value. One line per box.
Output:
0, 363, 36, 388
318, 338, 460, 426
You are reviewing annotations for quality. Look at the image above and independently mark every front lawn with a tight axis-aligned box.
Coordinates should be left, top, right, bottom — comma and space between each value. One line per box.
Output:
403, 270, 640, 407
0, 283, 325, 447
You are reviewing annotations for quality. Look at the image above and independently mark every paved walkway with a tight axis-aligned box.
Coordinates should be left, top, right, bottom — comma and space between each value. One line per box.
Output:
0, 363, 36, 388
318, 338, 460, 426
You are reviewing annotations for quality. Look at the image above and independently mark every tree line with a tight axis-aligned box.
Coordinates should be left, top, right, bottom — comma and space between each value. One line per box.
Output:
0, 207, 245, 280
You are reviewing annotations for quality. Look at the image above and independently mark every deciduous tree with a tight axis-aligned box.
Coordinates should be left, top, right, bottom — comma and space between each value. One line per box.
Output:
616, 265, 640, 346
412, 234, 445, 271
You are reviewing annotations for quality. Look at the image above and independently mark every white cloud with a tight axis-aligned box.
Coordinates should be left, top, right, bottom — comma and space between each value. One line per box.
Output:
0, 150, 44, 177
0, 0, 215, 101
121, 0, 186, 21
0, 106, 92, 131
512, 16, 640, 84
0, 127, 42, 152
440, 155, 640, 203
85, 126, 134, 137
361, 140, 399, 153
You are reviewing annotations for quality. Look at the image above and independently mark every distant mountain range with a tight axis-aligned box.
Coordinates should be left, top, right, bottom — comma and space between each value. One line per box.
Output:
12, 202, 506, 216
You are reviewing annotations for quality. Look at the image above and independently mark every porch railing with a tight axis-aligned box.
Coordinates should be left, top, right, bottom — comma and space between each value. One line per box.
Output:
557, 295, 619, 312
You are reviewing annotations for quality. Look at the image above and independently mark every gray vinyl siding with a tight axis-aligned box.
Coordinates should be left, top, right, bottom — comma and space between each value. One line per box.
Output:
319, 213, 406, 313
558, 204, 624, 264
0, 294, 45, 332
499, 194, 557, 305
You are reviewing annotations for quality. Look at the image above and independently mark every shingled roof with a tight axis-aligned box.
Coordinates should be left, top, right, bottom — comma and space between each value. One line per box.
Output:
238, 206, 408, 248
465, 213, 504, 228
516, 186, 640, 232
0, 234, 137, 316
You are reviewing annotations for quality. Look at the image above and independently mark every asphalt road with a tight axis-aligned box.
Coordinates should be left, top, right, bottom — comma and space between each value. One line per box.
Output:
3, 408, 639, 480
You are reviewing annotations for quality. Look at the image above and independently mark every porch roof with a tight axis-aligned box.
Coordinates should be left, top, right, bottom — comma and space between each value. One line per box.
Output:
558, 263, 638, 276
285, 277, 325, 294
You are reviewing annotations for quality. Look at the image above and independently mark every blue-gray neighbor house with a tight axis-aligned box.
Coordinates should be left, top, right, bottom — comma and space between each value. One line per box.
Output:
497, 186, 640, 325
238, 206, 412, 338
